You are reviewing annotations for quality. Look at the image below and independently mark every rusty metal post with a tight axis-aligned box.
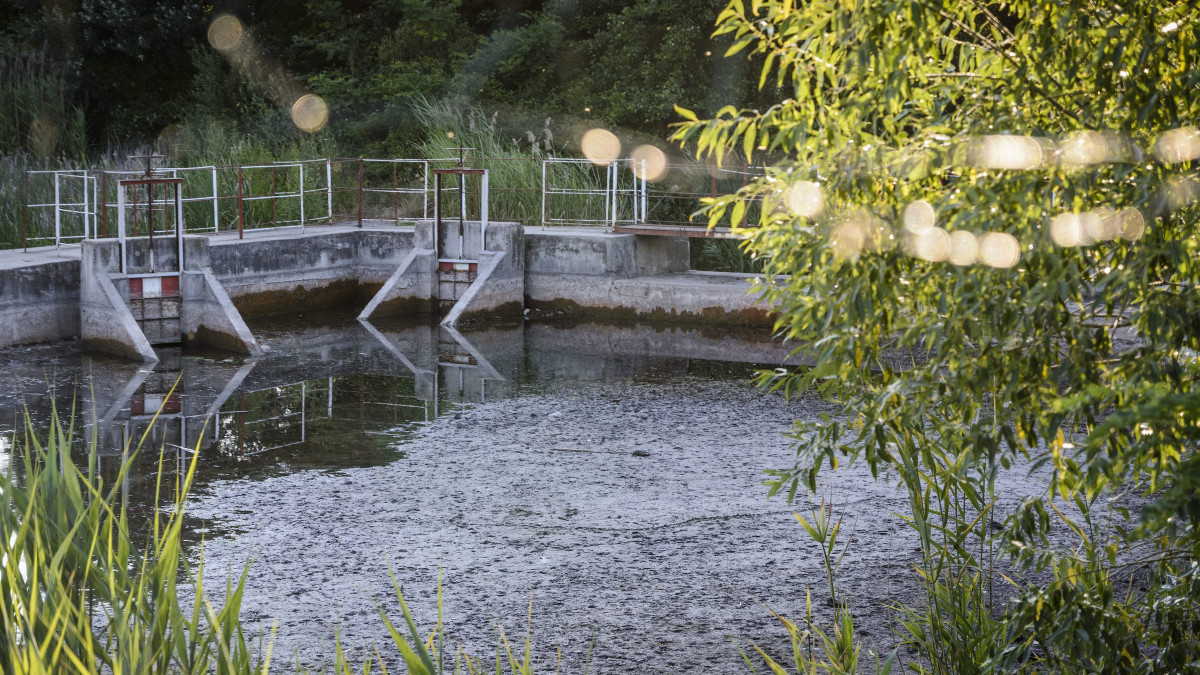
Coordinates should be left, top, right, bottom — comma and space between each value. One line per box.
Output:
357, 159, 364, 228
132, 182, 139, 236
237, 165, 244, 239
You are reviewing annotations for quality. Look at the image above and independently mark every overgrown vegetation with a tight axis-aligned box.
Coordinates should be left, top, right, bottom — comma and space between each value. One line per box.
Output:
675, 0, 1200, 671
1, 403, 572, 673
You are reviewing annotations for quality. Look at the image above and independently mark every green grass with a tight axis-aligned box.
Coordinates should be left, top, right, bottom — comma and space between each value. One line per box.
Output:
0, 399, 582, 673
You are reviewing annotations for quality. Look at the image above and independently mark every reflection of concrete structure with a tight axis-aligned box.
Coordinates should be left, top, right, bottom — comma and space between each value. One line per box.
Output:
2, 318, 799, 464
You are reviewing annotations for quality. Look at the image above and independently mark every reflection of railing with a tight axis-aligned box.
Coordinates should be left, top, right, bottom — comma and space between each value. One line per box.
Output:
213, 374, 436, 458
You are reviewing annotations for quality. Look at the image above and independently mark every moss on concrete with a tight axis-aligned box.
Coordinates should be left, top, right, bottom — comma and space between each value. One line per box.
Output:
524, 297, 775, 327
230, 280, 388, 317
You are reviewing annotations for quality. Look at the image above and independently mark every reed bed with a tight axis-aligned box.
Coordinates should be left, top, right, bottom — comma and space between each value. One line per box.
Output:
0, 401, 577, 674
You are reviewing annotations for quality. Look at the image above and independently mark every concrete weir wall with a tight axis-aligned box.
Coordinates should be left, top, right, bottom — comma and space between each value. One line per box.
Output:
79, 237, 260, 361
524, 229, 771, 325
0, 256, 81, 347
0, 222, 774, 355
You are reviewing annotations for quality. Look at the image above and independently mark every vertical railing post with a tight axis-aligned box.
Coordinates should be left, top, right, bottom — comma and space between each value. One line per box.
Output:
480, 170, 489, 252
357, 159, 364, 228
270, 166, 277, 226
299, 163, 306, 228
22, 171, 29, 251
604, 162, 614, 229
422, 161, 429, 220
392, 161, 398, 222
92, 175, 99, 235
117, 180, 126, 275
176, 182, 184, 271
640, 161, 647, 223
741, 162, 749, 227
326, 159, 333, 224
540, 160, 547, 229
211, 166, 219, 232
83, 172, 90, 239
53, 172, 61, 247
237, 165, 244, 239
101, 172, 108, 237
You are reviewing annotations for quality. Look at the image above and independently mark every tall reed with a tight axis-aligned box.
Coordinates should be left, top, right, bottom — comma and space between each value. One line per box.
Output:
0, 401, 263, 674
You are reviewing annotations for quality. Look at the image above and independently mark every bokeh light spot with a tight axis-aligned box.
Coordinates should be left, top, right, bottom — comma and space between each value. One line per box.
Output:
630, 145, 668, 181
1059, 130, 1109, 166
1166, 176, 1200, 211
902, 200, 936, 233
156, 124, 190, 158
978, 232, 1020, 269
208, 15, 244, 52
907, 227, 950, 262
1117, 207, 1145, 241
967, 135, 1048, 170
291, 94, 329, 133
1081, 207, 1118, 242
26, 116, 59, 156
948, 231, 978, 266
786, 181, 823, 218
1153, 127, 1200, 164
830, 220, 867, 260
1049, 213, 1084, 247
582, 129, 621, 165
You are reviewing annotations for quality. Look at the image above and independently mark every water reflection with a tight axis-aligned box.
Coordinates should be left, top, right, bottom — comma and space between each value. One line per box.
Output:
0, 316, 797, 506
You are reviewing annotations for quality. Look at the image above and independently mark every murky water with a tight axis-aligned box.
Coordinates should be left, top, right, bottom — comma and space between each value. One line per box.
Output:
6, 314, 905, 672
0, 313, 788, 502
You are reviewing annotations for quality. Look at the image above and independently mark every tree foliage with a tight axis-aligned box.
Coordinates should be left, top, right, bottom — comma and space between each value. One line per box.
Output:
1, 0, 771, 153
674, 0, 1199, 670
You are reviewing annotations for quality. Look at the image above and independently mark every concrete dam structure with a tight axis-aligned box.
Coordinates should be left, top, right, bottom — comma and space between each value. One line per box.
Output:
0, 222, 773, 361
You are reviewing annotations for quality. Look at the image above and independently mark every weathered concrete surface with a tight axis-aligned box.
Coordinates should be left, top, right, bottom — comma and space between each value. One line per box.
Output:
0, 251, 81, 348
527, 271, 773, 326
525, 228, 773, 326
79, 240, 157, 362
358, 247, 437, 319
1, 223, 776, 350
442, 221, 526, 325
181, 268, 262, 356
207, 226, 414, 316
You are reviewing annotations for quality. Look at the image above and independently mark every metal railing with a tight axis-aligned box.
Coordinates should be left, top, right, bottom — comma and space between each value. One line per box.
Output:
19, 155, 757, 249
23, 170, 98, 247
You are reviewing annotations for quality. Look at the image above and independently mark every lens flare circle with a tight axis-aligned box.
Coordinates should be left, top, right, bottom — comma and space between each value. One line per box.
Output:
967, 135, 1048, 170
1049, 213, 1084, 247
902, 200, 936, 233
978, 232, 1020, 269
786, 181, 823, 218
582, 129, 621, 166
1153, 127, 1200, 164
208, 15, 244, 52
948, 231, 978, 266
291, 94, 329, 133
630, 145, 668, 181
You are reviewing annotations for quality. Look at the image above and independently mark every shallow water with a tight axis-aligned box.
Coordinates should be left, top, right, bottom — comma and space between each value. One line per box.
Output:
6, 314, 914, 672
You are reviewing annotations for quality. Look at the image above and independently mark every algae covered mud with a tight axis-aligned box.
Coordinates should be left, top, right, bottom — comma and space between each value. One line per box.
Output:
1, 314, 939, 672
